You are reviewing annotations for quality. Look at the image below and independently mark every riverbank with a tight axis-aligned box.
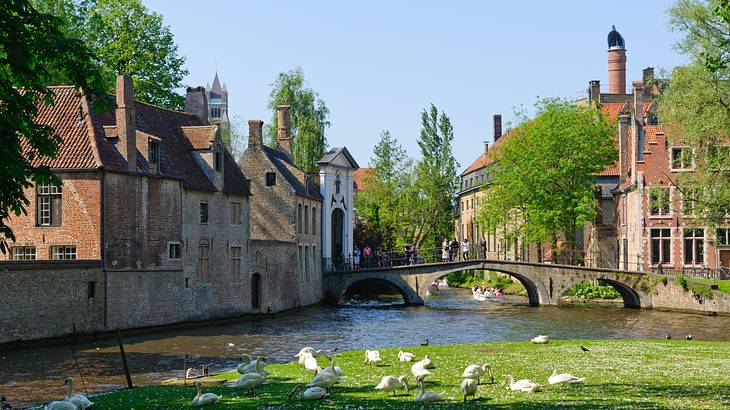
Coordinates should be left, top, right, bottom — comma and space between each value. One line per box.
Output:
77, 340, 730, 409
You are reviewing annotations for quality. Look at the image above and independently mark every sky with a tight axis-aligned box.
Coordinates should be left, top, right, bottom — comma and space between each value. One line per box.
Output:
144, 0, 687, 172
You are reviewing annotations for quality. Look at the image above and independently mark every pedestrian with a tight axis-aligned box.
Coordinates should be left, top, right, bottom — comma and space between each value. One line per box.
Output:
480, 237, 487, 259
353, 245, 361, 269
442, 239, 449, 262
363, 245, 372, 268
462, 238, 470, 260
449, 239, 458, 262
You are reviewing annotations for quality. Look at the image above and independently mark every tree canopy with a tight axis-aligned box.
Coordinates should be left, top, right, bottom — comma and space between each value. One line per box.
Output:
0, 0, 109, 252
265, 67, 329, 171
478, 98, 616, 252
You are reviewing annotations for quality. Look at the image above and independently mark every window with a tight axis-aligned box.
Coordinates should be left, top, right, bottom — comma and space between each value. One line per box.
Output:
211, 107, 221, 118
304, 205, 309, 234
671, 147, 693, 170
168, 242, 181, 259
231, 246, 242, 276
11, 246, 35, 260
312, 206, 317, 235
36, 184, 62, 226
230, 202, 241, 225
305, 246, 310, 282
707, 145, 730, 171
684, 228, 705, 265
87, 281, 96, 299
682, 189, 698, 216
298, 245, 304, 282
718, 228, 730, 246
650, 229, 671, 265
149, 141, 160, 163
51, 245, 76, 260
266, 172, 276, 186
198, 241, 210, 281
649, 187, 671, 216
297, 204, 302, 233
214, 145, 222, 172
200, 202, 209, 224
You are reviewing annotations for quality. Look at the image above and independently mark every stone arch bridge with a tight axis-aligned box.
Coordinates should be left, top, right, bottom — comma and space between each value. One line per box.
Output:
325, 259, 667, 308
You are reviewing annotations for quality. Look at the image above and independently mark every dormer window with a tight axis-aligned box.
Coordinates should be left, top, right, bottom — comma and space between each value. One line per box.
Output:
214, 145, 222, 172
149, 141, 160, 165
266, 172, 276, 186
211, 107, 221, 119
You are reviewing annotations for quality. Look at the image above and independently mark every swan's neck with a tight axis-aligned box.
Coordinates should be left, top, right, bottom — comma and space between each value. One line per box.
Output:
66, 380, 74, 398
195, 385, 202, 398
551, 369, 558, 377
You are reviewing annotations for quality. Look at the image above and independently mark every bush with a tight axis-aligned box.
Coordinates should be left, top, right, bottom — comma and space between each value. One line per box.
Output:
688, 284, 714, 300
658, 275, 668, 285
676, 276, 689, 291
564, 281, 621, 300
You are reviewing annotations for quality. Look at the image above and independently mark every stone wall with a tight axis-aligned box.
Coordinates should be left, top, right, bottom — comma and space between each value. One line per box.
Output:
0, 261, 104, 344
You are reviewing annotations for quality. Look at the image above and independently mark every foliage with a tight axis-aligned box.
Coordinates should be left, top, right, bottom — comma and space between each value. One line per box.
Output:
661, 0, 730, 225
676, 275, 689, 291
265, 67, 329, 171
693, 278, 730, 294
478, 98, 616, 255
91, 340, 730, 409
353, 216, 383, 250
688, 282, 715, 299
0, 0, 109, 252
563, 281, 621, 300
34, 0, 188, 110
221, 115, 247, 159
658, 275, 669, 285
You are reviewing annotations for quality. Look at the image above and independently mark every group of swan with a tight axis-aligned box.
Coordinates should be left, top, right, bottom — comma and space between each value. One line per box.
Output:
226, 354, 271, 395
45, 377, 94, 410
501, 369, 585, 394
458, 363, 493, 402
290, 346, 343, 400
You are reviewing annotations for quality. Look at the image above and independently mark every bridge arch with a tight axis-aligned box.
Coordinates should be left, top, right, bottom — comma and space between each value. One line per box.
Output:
337, 274, 423, 305
423, 268, 541, 307
558, 276, 643, 309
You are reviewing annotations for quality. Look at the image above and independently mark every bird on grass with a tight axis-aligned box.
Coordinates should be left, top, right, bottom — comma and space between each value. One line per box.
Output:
531, 335, 549, 344
460, 378, 478, 402
398, 350, 416, 362
548, 369, 586, 385
375, 375, 409, 396
503, 374, 539, 393
192, 381, 221, 407
462, 363, 493, 385
579, 345, 590, 352
415, 375, 444, 402
686, 334, 693, 340
228, 372, 266, 394
288, 384, 327, 400
63, 377, 94, 409
666, 334, 672, 340
365, 350, 382, 366
421, 339, 429, 346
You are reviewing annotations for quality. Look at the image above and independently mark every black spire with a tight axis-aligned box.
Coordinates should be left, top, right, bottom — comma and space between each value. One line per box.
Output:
608, 25, 625, 50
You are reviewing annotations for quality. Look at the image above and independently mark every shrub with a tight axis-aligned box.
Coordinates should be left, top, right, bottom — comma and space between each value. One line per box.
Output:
688, 283, 714, 300
658, 275, 668, 286
564, 281, 621, 299
676, 276, 689, 291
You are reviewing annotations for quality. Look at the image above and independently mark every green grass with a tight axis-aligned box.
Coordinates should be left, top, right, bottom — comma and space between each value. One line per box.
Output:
693, 278, 730, 295
88, 340, 730, 409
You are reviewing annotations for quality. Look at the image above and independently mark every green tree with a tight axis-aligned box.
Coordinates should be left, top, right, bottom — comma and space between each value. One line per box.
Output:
478, 98, 616, 255
34, 0, 188, 110
265, 67, 329, 171
0, 0, 109, 252
660, 0, 730, 223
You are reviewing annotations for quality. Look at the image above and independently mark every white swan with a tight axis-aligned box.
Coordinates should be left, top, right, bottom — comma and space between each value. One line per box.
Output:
63, 377, 94, 409
411, 360, 431, 380
307, 361, 341, 388
303, 353, 320, 374
421, 355, 435, 369
531, 335, 549, 344
460, 378, 478, 402
289, 384, 328, 400
365, 350, 381, 365
46, 401, 76, 410
415, 377, 444, 402
236, 354, 252, 374
397, 350, 415, 362
548, 369, 586, 385
504, 375, 539, 392
375, 375, 409, 396
238, 357, 270, 376
228, 372, 266, 393
462, 363, 493, 385
192, 381, 222, 406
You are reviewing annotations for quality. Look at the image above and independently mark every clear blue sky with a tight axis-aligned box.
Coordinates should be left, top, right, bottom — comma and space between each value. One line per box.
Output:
144, 0, 686, 171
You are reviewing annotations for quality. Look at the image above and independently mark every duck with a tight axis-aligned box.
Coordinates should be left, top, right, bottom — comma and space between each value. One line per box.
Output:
411, 360, 431, 380
548, 369, 586, 385
460, 378, 478, 402
420, 355, 435, 369
236, 354, 253, 374
375, 375, 409, 396
504, 374, 539, 392
288, 384, 327, 400
228, 372, 266, 394
462, 363, 493, 385
63, 377, 94, 409
531, 335, 549, 344
365, 350, 381, 365
414, 376, 444, 402
46, 401, 76, 410
397, 350, 416, 362
192, 381, 222, 407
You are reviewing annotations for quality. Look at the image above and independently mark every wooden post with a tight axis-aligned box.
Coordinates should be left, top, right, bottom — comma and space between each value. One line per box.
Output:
116, 329, 133, 388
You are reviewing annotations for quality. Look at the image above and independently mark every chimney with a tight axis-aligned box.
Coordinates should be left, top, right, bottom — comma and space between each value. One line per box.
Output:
184, 86, 209, 124
483, 141, 489, 155
493, 114, 502, 141
642, 67, 655, 85
632, 80, 644, 125
276, 105, 292, 157
115, 75, 136, 172
248, 119, 263, 149
618, 111, 630, 182
589, 80, 601, 104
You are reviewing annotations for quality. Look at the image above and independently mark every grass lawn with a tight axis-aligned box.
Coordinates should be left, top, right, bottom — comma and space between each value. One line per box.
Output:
693, 278, 730, 294
89, 340, 730, 409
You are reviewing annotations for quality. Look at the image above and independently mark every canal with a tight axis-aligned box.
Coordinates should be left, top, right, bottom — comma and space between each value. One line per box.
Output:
3, 287, 730, 407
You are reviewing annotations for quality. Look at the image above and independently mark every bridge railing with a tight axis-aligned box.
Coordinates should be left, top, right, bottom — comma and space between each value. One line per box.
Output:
323, 247, 445, 272
650, 265, 730, 280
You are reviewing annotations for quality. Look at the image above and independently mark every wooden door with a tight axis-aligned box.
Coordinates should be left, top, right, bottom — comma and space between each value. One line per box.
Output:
719, 250, 730, 268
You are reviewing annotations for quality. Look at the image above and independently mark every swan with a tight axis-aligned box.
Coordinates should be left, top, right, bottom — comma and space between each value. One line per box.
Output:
460, 378, 478, 402
228, 372, 266, 393
531, 335, 549, 344
375, 375, 409, 396
462, 363, 493, 385
236, 354, 252, 374
504, 375, 539, 392
411, 360, 431, 380
414, 376, 444, 402
548, 369, 586, 385
239, 357, 270, 376
365, 350, 381, 365
63, 377, 94, 409
46, 401, 76, 410
192, 381, 222, 406
303, 353, 320, 374
307, 361, 341, 388
288, 384, 327, 400
318, 360, 344, 377
397, 350, 415, 362
420, 355, 435, 369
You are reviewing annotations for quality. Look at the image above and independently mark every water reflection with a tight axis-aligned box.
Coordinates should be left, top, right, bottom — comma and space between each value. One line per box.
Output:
2, 287, 729, 407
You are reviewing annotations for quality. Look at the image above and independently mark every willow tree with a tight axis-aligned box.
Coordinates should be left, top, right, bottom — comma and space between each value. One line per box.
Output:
478, 98, 616, 254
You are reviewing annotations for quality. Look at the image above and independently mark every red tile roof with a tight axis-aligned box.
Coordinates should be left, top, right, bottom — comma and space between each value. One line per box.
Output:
181, 126, 217, 149
353, 167, 375, 191
460, 132, 511, 176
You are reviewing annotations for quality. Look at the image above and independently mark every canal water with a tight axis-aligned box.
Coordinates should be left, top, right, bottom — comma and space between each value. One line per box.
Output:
3, 287, 730, 407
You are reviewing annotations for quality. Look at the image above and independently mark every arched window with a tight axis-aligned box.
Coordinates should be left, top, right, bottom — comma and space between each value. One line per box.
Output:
312, 206, 317, 235
304, 205, 309, 234
297, 203, 302, 233
198, 239, 210, 282
251, 273, 262, 309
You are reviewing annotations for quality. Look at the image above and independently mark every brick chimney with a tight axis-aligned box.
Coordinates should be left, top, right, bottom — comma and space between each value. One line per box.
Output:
276, 105, 292, 158
642, 67, 654, 85
608, 49, 627, 94
493, 114, 502, 141
115, 75, 136, 172
184, 86, 209, 124
483, 141, 489, 155
589, 80, 601, 104
632, 80, 645, 166
248, 119, 263, 149
618, 111, 630, 182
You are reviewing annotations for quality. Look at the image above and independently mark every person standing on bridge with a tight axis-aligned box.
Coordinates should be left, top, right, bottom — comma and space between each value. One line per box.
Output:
480, 238, 487, 259
353, 245, 361, 269
363, 245, 372, 268
462, 238, 470, 260
449, 239, 458, 262
442, 239, 449, 262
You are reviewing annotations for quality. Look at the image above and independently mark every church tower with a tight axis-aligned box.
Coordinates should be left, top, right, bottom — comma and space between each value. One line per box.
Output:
607, 25, 627, 94
206, 72, 229, 127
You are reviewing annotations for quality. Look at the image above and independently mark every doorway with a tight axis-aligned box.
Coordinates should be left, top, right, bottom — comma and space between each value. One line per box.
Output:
331, 208, 345, 266
251, 273, 262, 309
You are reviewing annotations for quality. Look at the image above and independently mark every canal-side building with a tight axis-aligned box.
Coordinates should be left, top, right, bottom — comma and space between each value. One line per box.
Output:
1, 75, 252, 344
